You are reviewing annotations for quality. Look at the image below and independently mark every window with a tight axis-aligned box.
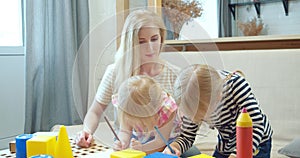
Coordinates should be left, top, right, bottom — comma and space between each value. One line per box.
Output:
179, 0, 218, 40
0, 0, 23, 46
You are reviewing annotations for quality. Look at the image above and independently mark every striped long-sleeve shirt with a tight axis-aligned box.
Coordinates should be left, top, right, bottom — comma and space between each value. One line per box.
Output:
175, 70, 273, 156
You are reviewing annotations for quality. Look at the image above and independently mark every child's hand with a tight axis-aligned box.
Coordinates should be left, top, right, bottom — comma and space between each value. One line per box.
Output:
113, 140, 126, 151
130, 138, 142, 151
162, 144, 181, 156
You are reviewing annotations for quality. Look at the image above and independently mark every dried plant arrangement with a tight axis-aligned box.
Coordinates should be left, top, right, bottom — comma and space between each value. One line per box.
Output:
237, 17, 264, 36
162, 0, 203, 39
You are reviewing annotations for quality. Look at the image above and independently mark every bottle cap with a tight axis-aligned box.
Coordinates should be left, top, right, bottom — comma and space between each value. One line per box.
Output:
242, 107, 247, 113
236, 107, 252, 127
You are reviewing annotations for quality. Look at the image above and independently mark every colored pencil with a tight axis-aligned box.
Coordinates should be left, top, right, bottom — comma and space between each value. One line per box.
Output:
104, 115, 120, 141
154, 126, 175, 154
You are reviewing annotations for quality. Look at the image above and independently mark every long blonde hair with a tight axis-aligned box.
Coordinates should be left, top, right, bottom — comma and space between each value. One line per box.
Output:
116, 75, 164, 131
174, 64, 223, 123
114, 9, 166, 93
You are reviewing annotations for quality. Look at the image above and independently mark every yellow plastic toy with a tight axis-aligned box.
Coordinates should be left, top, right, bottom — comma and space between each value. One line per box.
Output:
110, 149, 146, 158
26, 135, 56, 157
188, 153, 215, 158
54, 125, 73, 158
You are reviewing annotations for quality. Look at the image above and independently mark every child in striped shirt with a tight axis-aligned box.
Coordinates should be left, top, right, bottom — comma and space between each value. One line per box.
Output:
164, 64, 273, 158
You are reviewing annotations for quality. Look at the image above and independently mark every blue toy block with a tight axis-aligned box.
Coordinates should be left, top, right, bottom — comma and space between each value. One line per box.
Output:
15, 134, 33, 158
144, 152, 178, 158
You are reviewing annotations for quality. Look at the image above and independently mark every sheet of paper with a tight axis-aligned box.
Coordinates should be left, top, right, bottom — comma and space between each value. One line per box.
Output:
84, 149, 114, 158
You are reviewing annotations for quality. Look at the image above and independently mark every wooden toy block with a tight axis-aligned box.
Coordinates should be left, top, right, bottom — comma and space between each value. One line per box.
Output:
188, 153, 215, 158
9, 140, 16, 153
110, 149, 146, 158
26, 135, 56, 158
144, 152, 178, 157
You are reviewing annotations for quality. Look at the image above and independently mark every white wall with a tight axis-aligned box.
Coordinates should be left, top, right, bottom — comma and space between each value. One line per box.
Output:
88, 0, 117, 120
0, 48, 25, 149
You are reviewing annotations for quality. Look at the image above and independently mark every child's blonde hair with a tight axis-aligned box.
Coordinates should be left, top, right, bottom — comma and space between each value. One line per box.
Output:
116, 75, 164, 131
174, 64, 223, 123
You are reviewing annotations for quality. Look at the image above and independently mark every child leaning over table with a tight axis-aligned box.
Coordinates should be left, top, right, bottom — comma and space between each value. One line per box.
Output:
112, 75, 182, 154
163, 64, 273, 158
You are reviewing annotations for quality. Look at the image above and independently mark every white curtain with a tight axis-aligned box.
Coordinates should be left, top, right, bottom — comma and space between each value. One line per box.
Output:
25, 0, 89, 133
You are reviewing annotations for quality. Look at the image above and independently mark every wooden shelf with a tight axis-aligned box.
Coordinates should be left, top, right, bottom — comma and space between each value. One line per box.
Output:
163, 34, 300, 51
228, 0, 289, 20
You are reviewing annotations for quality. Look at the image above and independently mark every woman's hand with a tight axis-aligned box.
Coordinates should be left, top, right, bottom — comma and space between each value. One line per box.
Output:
228, 154, 236, 158
162, 143, 181, 156
75, 131, 93, 148
130, 138, 143, 151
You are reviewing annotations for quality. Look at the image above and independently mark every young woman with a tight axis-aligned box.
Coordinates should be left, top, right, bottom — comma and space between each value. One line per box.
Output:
75, 9, 180, 148
164, 64, 273, 158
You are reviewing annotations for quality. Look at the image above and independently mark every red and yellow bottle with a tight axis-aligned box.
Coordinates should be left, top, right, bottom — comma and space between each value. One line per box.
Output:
236, 107, 253, 158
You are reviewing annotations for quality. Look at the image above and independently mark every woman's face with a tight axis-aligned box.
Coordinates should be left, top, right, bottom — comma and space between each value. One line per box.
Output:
138, 26, 161, 63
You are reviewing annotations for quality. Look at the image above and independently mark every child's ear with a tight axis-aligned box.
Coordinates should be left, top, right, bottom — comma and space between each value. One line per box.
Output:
235, 70, 245, 77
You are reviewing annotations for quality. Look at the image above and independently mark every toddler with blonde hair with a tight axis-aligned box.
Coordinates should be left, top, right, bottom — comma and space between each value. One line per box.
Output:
112, 75, 181, 154
164, 64, 273, 158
